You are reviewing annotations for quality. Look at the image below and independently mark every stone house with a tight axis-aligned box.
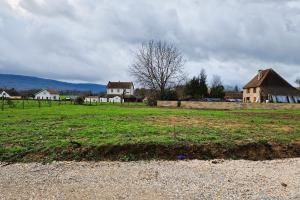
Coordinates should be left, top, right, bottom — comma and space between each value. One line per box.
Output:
243, 69, 300, 103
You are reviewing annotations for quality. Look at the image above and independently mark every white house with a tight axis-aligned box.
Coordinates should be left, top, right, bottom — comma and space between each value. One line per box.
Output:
99, 97, 108, 102
105, 81, 135, 102
109, 96, 123, 103
0, 91, 11, 99
84, 96, 99, 103
107, 81, 134, 96
34, 89, 60, 100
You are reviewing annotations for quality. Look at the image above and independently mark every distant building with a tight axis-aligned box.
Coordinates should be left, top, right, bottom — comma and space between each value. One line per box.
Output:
243, 69, 300, 103
106, 81, 136, 102
224, 92, 243, 102
107, 81, 134, 96
34, 89, 60, 100
84, 96, 100, 103
108, 96, 123, 103
0, 91, 11, 99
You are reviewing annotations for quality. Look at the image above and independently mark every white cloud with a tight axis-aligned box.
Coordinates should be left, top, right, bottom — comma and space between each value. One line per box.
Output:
0, 0, 299, 86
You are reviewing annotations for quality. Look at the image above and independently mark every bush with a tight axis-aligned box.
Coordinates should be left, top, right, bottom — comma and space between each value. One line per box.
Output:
74, 97, 84, 105
146, 95, 158, 106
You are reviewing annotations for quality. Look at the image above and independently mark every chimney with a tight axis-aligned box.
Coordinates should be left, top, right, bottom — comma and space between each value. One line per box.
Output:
258, 69, 263, 80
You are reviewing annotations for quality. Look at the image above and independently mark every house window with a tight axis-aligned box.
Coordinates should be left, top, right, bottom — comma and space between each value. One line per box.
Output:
253, 97, 257, 102
111, 89, 113, 93
247, 89, 250, 93
246, 97, 250, 102
117, 89, 120, 93
53, 96, 56, 100
253, 88, 256, 93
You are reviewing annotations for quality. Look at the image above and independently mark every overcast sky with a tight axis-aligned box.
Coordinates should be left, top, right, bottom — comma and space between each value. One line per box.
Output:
0, 0, 300, 87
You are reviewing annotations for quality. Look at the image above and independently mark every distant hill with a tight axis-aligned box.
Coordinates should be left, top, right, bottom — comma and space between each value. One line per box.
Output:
0, 74, 106, 93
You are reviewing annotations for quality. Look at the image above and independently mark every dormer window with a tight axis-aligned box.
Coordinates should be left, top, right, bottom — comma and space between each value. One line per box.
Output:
253, 88, 256, 93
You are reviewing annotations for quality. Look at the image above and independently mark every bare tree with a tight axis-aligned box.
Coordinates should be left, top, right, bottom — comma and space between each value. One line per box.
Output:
130, 40, 185, 100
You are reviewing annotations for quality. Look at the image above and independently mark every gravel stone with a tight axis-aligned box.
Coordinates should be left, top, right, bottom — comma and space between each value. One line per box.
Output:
0, 159, 299, 199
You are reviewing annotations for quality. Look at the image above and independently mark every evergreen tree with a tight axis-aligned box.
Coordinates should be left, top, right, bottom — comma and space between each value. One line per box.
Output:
199, 69, 208, 98
210, 75, 225, 98
184, 69, 208, 99
233, 85, 240, 92
184, 76, 201, 99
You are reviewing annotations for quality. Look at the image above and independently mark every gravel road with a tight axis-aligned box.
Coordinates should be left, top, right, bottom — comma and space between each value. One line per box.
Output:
0, 159, 299, 200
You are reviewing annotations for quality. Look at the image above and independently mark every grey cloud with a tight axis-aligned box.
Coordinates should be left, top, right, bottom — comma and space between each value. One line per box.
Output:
0, 0, 299, 87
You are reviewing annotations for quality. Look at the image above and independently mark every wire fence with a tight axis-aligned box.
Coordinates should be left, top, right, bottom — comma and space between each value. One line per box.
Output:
0, 98, 145, 111
0, 99, 75, 111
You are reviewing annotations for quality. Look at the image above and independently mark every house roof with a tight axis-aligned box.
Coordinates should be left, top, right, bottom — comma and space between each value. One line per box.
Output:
0, 91, 10, 96
35, 89, 59, 95
224, 92, 243, 99
47, 90, 59, 95
107, 81, 133, 89
243, 68, 300, 96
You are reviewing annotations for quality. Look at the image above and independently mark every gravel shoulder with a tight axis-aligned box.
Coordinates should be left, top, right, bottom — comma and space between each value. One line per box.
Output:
0, 159, 300, 200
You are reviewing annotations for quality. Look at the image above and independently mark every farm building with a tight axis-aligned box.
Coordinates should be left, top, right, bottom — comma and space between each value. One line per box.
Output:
105, 81, 136, 102
84, 96, 99, 103
243, 69, 300, 103
0, 91, 11, 99
34, 89, 60, 100
224, 92, 243, 102
84, 96, 110, 103
108, 96, 123, 103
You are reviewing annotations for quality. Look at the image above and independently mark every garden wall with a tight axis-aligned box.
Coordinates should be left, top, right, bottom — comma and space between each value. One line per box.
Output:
157, 101, 300, 110
157, 101, 178, 107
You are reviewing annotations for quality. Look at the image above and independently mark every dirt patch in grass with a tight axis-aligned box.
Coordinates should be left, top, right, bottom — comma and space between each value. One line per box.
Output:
145, 116, 247, 129
263, 124, 296, 133
232, 112, 300, 121
13, 142, 300, 162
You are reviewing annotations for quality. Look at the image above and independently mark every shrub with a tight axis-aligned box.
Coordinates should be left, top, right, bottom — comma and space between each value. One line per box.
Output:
74, 97, 84, 105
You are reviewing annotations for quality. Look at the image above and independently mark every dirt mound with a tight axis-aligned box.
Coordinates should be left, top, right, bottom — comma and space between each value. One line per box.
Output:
20, 142, 300, 162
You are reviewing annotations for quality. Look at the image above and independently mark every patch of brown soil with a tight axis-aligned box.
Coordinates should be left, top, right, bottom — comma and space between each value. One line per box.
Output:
145, 116, 247, 129
22, 142, 300, 162
264, 124, 295, 133
232, 112, 300, 121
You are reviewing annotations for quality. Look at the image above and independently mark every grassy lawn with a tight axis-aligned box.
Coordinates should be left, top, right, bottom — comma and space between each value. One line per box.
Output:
0, 103, 300, 161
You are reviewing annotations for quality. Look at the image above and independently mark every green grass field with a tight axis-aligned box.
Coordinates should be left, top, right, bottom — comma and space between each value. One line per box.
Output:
1, 102, 300, 161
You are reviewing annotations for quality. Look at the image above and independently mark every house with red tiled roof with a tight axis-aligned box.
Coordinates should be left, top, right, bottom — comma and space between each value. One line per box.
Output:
243, 69, 300, 103
34, 89, 60, 100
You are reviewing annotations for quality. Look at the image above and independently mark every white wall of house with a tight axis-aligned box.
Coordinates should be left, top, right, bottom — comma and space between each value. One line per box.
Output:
107, 86, 134, 96
109, 96, 123, 103
84, 97, 100, 102
99, 98, 108, 102
0, 91, 11, 98
34, 90, 59, 100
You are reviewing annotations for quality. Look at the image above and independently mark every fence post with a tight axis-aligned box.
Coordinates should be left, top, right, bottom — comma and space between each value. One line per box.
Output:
1, 97, 4, 111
